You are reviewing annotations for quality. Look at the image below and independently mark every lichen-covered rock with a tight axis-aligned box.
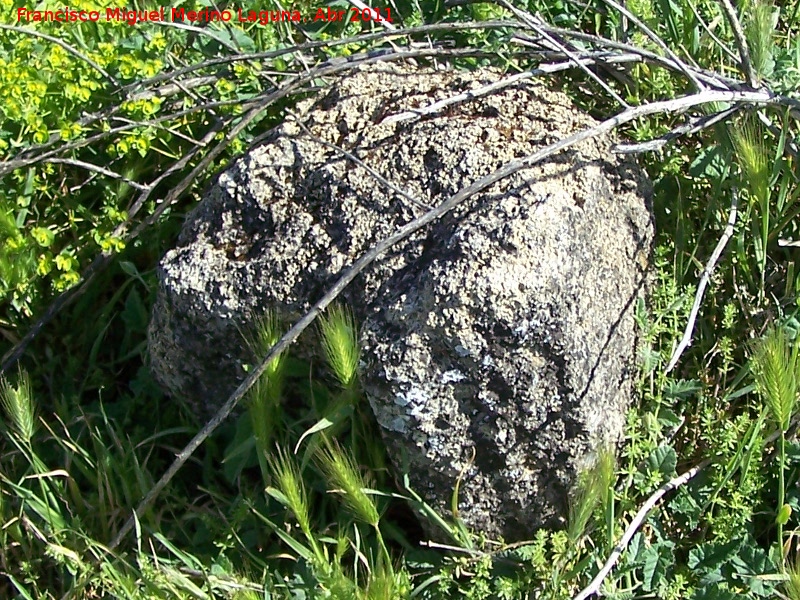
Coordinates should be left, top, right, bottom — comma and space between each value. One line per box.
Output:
148, 63, 653, 540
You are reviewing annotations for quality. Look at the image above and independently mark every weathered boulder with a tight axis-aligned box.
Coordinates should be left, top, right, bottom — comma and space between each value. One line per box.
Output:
148, 63, 653, 540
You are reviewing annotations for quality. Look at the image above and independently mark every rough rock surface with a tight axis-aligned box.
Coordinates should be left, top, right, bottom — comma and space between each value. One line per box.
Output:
148, 63, 653, 540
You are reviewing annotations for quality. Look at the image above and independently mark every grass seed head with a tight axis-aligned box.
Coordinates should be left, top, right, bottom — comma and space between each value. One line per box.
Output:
316, 442, 379, 527
752, 326, 799, 431
0, 370, 36, 444
319, 304, 361, 389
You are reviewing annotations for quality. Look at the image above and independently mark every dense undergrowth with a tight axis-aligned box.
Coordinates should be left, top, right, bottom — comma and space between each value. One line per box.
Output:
2, 0, 800, 598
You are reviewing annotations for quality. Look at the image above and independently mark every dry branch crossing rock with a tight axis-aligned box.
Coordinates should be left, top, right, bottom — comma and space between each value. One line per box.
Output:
148, 63, 654, 541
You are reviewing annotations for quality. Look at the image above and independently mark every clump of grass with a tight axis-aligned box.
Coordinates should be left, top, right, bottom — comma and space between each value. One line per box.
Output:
568, 447, 617, 546
316, 440, 381, 528
752, 326, 798, 432
315, 440, 395, 578
308, 304, 378, 467
730, 119, 769, 201
785, 556, 800, 600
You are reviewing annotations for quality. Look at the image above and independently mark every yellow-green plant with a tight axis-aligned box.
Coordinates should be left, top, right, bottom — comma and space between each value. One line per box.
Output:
315, 441, 392, 572
785, 555, 800, 600
730, 116, 772, 296
245, 312, 286, 478
0, 369, 36, 444
751, 325, 799, 560
266, 446, 326, 568
319, 304, 361, 391
745, 0, 778, 79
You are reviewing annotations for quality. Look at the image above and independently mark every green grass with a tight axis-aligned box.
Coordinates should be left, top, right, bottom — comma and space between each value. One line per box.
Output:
2, 0, 800, 598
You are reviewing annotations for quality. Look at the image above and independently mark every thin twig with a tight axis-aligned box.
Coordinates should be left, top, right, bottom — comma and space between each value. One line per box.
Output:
120, 124, 224, 228
118, 21, 514, 92
382, 69, 538, 125
686, 0, 739, 62
2, 20, 789, 174
0, 119, 227, 374
614, 105, 740, 153
495, 0, 629, 107
107, 88, 777, 550
45, 158, 151, 191
718, 0, 758, 87
3, 15, 773, 170
572, 458, 710, 600
575, 191, 742, 600
346, 0, 397, 30
510, 29, 740, 90
0, 47, 500, 177
600, 0, 706, 91
756, 110, 800, 160
127, 75, 220, 102
150, 18, 241, 52
574, 401, 798, 600
666, 191, 739, 373
382, 52, 644, 126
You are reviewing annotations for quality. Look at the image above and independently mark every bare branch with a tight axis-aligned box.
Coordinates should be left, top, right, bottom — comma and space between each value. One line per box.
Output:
0, 118, 227, 375
614, 106, 740, 153
510, 29, 741, 90
665, 191, 738, 373
574, 403, 797, 600
3, 19, 792, 173
45, 158, 151, 191
600, 0, 706, 90
718, 0, 758, 87
346, 0, 397, 30
150, 18, 241, 52
0, 47, 501, 177
686, 0, 739, 62
121, 124, 224, 227
495, 0, 629, 106
756, 110, 800, 159
572, 458, 710, 600
119, 21, 516, 92
382, 69, 538, 125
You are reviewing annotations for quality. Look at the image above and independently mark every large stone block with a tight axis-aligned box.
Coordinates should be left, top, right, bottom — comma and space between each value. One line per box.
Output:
148, 63, 653, 540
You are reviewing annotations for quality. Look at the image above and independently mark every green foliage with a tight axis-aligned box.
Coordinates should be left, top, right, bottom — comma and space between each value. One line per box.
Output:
0, 0, 275, 319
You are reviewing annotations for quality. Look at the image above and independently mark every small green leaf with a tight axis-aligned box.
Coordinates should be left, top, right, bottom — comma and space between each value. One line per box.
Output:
641, 541, 673, 592
294, 417, 334, 454
688, 538, 742, 574
777, 503, 792, 525
635, 445, 677, 489
30, 227, 54, 247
